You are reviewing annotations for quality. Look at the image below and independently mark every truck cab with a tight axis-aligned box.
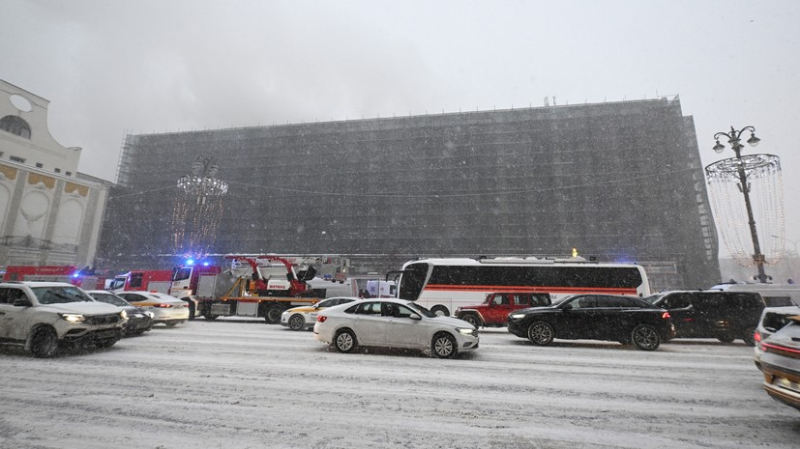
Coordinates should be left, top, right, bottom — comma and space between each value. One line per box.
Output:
455, 292, 552, 328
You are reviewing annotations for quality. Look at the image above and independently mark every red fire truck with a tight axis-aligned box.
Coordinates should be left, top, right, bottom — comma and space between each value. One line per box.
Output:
2, 265, 107, 290
107, 270, 173, 294
171, 255, 324, 323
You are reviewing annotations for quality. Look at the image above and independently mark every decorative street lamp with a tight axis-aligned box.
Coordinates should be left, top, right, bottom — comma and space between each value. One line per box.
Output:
705, 126, 783, 283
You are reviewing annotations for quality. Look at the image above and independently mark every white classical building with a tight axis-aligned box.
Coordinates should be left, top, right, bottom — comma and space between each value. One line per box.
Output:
0, 79, 110, 268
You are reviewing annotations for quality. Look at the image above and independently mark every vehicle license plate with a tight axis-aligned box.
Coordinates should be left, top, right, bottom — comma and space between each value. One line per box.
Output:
96, 330, 117, 339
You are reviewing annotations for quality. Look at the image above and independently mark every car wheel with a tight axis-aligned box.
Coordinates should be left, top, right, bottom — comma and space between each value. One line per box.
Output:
742, 327, 757, 347
717, 334, 735, 343
430, 305, 450, 317
205, 313, 219, 321
30, 327, 59, 358
334, 329, 357, 353
288, 314, 305, 331
631, 324, 661, 351
432, 332, 457, 358
264, 305, 283, 324
188, 303, 196, 321
527, 321, 554, 346
462, 314, 480, 328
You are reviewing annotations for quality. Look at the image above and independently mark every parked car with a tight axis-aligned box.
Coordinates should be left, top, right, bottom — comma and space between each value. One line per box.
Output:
0, 281, 126, 357
455, 292, 551, 328
645, 290, 765, 346
313, 298, 479, 358
280, 296, 361, 331
86, 290, 154, 336
753, 305, 800, 370
759, 315, 800, 412
507, 294, 676, 351
117, 291, 189, 327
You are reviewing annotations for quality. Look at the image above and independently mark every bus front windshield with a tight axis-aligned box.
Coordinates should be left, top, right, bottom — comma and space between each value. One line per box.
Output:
398, 263, 428, 301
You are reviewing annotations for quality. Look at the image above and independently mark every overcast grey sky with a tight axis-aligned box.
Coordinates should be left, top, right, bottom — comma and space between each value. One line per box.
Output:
2, 0, 799, 255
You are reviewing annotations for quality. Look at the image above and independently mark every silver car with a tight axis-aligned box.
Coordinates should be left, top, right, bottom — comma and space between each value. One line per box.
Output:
754, 306, 800, 370
313, 298, 479, 358
280, 296, 361, 331
760, 316, 800, 412
117, 291, 190, 327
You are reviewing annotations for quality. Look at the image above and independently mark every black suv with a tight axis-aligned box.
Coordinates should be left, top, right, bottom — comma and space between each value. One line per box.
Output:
645, 290, 765, 346
507, 294, 676, 351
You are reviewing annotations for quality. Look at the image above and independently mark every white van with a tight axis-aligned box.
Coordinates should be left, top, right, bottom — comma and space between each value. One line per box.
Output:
711, 283, 800, 307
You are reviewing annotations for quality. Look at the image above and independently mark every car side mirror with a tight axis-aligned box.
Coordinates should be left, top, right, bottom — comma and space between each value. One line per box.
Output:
13, 298, 32, 307
409, 314, 421, 321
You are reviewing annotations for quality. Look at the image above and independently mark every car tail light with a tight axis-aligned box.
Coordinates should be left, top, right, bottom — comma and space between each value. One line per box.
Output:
661, 312, 671, 319
317, 316, 327, 322
762, 342, 800, 356
754, 331, 762, 343
154, 304, 173, 308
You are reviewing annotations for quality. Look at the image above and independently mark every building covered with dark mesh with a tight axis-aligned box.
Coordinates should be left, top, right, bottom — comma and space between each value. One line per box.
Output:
97, 97, 720, 290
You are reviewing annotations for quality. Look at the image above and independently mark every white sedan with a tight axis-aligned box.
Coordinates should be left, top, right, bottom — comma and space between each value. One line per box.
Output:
118, 291, 189, 327
313, 298, 479, 358
280, 296, 361, 331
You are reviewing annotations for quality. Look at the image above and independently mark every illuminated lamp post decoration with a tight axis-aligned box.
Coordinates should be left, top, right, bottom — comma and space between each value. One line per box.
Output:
171, 156, 228, 257
705, 126, 784, 283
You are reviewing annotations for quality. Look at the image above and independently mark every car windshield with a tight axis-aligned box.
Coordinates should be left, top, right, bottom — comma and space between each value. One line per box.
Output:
406, 302, 436, 318
90, 293, 130, 307
31, 286, 94, 304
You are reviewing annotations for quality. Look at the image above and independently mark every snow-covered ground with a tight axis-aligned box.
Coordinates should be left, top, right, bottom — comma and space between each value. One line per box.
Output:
1, 319, 797, 449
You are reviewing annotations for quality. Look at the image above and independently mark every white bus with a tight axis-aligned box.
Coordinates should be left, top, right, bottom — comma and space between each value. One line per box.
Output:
396, 257, 651, 316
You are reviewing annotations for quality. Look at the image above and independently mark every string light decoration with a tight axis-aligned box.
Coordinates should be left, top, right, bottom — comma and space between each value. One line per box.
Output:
171, 156, 228, 257
705, 126, 784, 283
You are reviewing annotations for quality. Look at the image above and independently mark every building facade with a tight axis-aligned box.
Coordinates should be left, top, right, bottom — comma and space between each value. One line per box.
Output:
99, 97, 720, 290
0, 80, 110, 268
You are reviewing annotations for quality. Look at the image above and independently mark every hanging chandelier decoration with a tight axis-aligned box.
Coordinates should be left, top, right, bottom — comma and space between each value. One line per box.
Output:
171, 156, 228, 257
706, 152, 784, 269
177, 158, 229, 199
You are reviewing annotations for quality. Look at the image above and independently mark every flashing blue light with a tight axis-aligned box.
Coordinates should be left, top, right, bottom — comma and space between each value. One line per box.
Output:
72, 272, 80, 278
203, 262, 210, 267
186, 259, 195, 266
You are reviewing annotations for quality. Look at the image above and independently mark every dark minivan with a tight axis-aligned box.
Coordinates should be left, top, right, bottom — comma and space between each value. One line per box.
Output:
646, 290, 765, 346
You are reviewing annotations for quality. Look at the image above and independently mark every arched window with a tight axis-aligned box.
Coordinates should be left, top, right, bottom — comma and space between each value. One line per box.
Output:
0, 116, 32, 139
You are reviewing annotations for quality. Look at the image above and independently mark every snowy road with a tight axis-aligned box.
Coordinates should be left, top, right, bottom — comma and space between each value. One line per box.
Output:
1, 319, 798, 449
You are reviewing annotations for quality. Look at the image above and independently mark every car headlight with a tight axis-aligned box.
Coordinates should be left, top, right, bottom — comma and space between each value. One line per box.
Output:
509, 313, 526, 320
60, 313, 85, 323
120, 310, 128, 320
457, 327, 475, 336
145, 311, 155, 319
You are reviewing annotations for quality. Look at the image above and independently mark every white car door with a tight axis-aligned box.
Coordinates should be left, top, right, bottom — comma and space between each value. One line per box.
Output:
384, 303, 427, 349
350, 302, 387, 346
0, 287, 34, 341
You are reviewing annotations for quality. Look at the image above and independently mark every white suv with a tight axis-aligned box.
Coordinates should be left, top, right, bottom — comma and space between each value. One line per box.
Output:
0, 281, 127, 357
